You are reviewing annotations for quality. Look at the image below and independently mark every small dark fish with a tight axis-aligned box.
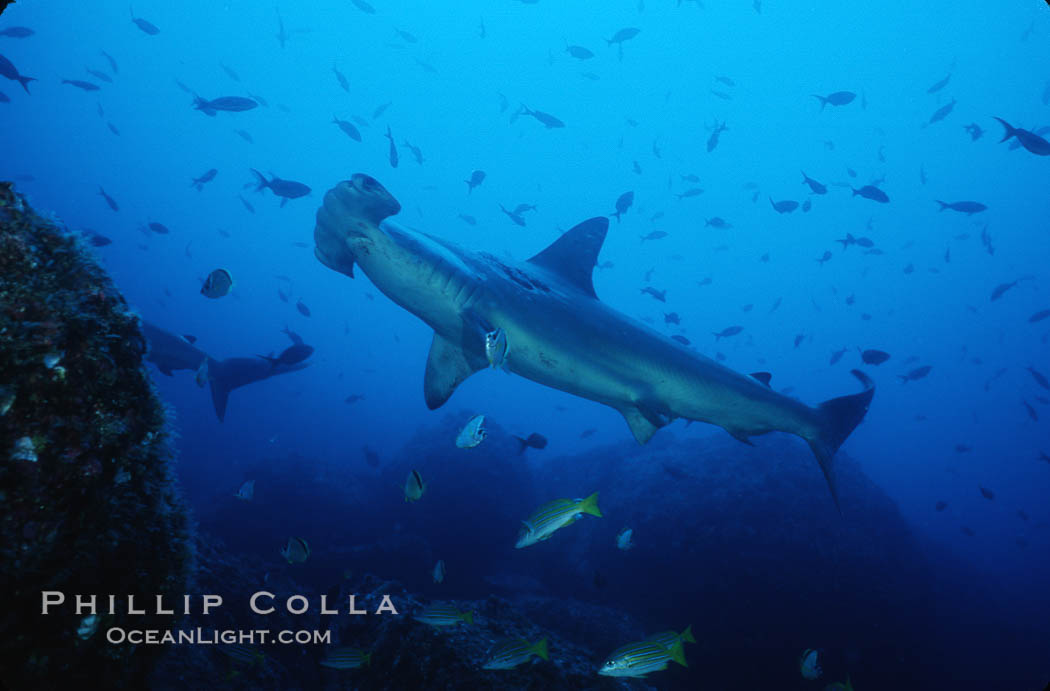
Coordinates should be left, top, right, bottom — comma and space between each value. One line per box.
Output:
235, 129, 253, 143
238, 194, 255, 214
1028, 309, 1050, 323
394, 28, 417, 43
926, 73, 951, 94
384, 125, 398, 167
296, 299, 311, 317
1027, 367, 1050, 391
403, 141, 423, 165
963, 122, 983, 141
194, 96, 257, 116
201, 268, 233, 298
62, 79, 100, 91
606, 27, 640, 45
861, 349, 891, 365
499, 204, 526, 227
191, 168, 218, 191
711, 89, 732, 101
0, 27, 35, 38
961, 526, 975, 537
802, 199, 812, 212
350, 0, 376, 14
147, 222, 170, 235
801, 171, 827, 194
106, 122, 120, 136
514, 433, 548, 453
345, 394, 366, 405
769, 198, 799, 214
332, 116, 362, 142
518, 104, 564, 129
1039, 450, 1050, 464
0, 91, 8, 103
990, 280, 1020, 301
706, 121, 728, 152
98, 50, 118, 74
715, 75, 735, 87
640, 287, 666, 302
664, 312, 680, 325
81, 230, 112, 247
98, 186, 119, 211
816, 251, 832, 266
130, 7, 160, 35
220, 62, 240, 82
812, 91, 855, 110
713, 325, 743, 340
565, 43, 594, 60
1022, 399, 1038, 421
677, 187, 704, 199
829, 348, 847, 365
640, 231, 667, 241
251, 169, 311, 206
0, 54, 35, 93
1018, 510, 1029, 522
793, 333, 805, 348
671, 335, 690, 346
458, 214, 477, 226
898, 365, 932, 383
935, 501, 948, 511
936, 200, 986, 215
373, 101, 392, 119
363, 445, 379, 467
332, 64, 350, 92
927, 98, 956, 124
259, 343, 313, 368
705, 217, 731, 229
465, 169, 486, 193
979, 486, 995, 501
413, 57, 438, 74
994, 117, 1050, 156
955, 444, 972, 453
612, 191, 634, 221
852, 185, 889, 203
85, 69, 113, 83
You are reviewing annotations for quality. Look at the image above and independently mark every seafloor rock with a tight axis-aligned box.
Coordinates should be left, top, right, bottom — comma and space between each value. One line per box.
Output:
151, 532, 624, 690
0, 184, 192, 687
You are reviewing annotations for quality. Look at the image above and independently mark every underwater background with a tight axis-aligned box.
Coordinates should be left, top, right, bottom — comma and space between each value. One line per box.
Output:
1, 0, 1049, 688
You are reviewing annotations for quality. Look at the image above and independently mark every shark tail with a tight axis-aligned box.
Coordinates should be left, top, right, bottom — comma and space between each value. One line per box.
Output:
250, 168, 268, 192
207, 358, 233, 422
806, 369, 875, 512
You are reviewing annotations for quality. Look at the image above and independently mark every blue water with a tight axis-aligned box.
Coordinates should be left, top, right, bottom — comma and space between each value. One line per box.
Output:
3, 1, 1049, 688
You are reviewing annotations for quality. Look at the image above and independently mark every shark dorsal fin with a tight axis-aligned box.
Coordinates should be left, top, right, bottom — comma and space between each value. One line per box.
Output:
750, 371, 772, 387
526, 217, 609, 298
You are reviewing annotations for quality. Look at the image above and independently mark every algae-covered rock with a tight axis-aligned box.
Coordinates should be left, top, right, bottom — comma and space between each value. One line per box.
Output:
0, 183, 192, 687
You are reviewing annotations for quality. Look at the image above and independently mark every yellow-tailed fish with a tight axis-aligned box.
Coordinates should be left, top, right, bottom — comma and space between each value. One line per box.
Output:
646, 625, 696, 661
280, 537, 310, 563
413, 603, 473, 628
800, 648, 822, 680
516, 492, 602, 548
455, 414, 486, 448
481, 637, 549, 670
234, 479, 254, 501
485, 328, 509, 369
319, 646, 371, 670
616, 527, 634, 550
404, 469, 425, 502
598, 638, 685, 678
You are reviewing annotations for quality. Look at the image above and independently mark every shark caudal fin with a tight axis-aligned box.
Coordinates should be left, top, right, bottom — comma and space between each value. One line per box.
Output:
208, 358, 234, 422
807, 369, 875, 512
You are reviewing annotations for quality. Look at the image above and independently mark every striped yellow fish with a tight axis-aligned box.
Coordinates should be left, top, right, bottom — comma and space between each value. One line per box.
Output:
516, 492, 601, 548
320, 646, 371, 670
481, 637, 549, 670
413, 603, 473, 628
598, 638, 685, 678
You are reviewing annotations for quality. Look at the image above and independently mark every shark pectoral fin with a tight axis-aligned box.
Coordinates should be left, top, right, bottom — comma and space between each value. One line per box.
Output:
526, 217, 609, 298
313, 245, 354, 278
618, 405, 666, 444
157, 365, 173, 376
727, 429, 755, 446
423, 333, 486, 409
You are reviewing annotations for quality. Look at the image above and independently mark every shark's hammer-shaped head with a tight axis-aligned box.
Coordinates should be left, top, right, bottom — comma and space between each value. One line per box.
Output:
314, 173, 402, 279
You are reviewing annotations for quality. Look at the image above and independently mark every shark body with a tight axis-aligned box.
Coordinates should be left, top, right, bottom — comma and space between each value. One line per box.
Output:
313, 174, 874, 507
141, 321, 308, 421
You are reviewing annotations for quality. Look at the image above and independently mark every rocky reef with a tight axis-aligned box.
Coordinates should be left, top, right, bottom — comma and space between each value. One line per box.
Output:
0, 184, 192, 687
